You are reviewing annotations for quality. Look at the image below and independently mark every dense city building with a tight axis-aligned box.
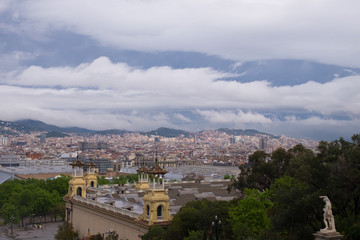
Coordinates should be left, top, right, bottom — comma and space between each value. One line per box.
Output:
64, 159, 240, 239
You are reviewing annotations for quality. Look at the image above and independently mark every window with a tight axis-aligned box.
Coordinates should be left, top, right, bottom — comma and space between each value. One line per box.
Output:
66, 208, 71, 221
157, 205, 163, 217
77, 187, 82, 196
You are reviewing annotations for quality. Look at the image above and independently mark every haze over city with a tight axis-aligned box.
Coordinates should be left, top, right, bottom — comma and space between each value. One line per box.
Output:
1, 0, 360, 140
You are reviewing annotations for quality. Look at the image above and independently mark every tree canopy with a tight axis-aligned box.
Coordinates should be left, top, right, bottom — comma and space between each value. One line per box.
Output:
143, 199, 236, 240
55, 222, 79, 240
143, 134, 360, 239
231, 134, 360, 239
0, 175, 70, 226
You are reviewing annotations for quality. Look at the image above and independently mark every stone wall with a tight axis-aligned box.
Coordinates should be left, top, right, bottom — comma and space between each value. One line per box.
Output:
66, 198, 148, 239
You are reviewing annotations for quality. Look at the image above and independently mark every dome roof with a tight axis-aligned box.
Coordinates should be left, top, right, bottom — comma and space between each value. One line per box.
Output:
145, 164, 168, 175
70, 159, 84, 168
136, 166, 148, 173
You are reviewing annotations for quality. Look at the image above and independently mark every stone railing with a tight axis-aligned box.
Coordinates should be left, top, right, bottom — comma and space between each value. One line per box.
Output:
72, 196, 141, 219
149, 183, 165, 190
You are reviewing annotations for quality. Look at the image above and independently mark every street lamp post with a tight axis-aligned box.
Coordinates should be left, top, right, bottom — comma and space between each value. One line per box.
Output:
212, 215, 221, 240
10, 216, 14, 235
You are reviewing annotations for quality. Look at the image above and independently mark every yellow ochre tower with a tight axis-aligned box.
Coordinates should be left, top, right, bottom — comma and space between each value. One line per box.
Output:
138, 162, 173, 225
135, 165, 150, 190
68, 158, 87, 198
84, 161, 98, 188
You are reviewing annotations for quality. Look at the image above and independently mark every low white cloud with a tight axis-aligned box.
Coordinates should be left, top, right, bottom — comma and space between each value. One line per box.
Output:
0, 0, 11, 12
173, 113, 191, 123
268, 116, 360, 140
196, 110, 272, 125
0, 1, 358, 140
4, 57, 360, 117
1, 57, 359, 139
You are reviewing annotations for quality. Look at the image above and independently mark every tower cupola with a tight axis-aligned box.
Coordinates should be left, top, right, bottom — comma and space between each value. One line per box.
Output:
135, 165, 150, 190
138, 163, 172, 225
85, 161, 98, 188
68, 158, 87, 198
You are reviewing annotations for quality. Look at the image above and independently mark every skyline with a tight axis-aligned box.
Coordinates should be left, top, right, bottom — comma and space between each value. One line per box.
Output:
1, 0, 360, 141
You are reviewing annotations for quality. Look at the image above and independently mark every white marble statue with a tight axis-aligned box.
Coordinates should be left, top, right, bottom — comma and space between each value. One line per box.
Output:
319, 196, 336, 233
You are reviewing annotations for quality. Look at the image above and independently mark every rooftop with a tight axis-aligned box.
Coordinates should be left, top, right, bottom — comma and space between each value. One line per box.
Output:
82, 180, 240, 218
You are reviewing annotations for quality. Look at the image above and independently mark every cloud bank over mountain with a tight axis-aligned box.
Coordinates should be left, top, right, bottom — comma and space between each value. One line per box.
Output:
1, 57, 359, 140
1, 0, 360, 140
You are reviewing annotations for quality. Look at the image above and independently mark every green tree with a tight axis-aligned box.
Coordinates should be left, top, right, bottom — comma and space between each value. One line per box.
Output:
229, 188, 272, 239
165, 207, 202, 240
267, 176, 318, 239
0, 179, 22, 208
233, 149, 290, 192
0, 176, 68, 227
55, 222, 79, 240
105, 230, 119, 240
44, 175, 70, 196
163, 199, 234, 240
271, 147, 291, 178
233, 151, 269, 192
286, 144, 321, 188
184, 230, 204, 240
314, 135, 360, 238
126, 174, 139, 183
1, 202, 20, 225
13, 188, 35, 226
33, 188, 59, 220
97, 176, 110, 185
142, 225, 166, 240
49, 202, 65, 221
90, 233, 103, 240
112, 176, 127, 185
230, 134, 360, 239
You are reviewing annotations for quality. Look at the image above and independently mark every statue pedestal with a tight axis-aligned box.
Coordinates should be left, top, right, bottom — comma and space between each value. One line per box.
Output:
313, 231, 343, 240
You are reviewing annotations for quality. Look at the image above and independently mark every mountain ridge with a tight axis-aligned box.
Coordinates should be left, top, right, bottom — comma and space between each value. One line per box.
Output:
0, 119, 276, 139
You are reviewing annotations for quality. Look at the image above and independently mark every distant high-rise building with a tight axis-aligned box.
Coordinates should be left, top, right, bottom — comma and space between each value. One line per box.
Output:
229, 137, 236, 144
194, 135, 198, 145
71, 158, 113, 174
16, 141, 27, 146
40, 133, 46, 143
0, 136, 9, 146
78, 141, 108, 151
259, 137, 267, 151
0, 155, 21, 167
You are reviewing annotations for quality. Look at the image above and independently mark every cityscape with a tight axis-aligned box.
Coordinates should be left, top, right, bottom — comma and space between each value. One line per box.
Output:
1, 0, 360, 240
0, 119, 318, 180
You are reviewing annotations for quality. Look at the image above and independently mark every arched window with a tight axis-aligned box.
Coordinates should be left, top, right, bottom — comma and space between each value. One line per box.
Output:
76, 187, 82, 196
157, 205, 163, 217
66, 208, 71, 221
147, 205, 150, 216
90, 181, 94, 187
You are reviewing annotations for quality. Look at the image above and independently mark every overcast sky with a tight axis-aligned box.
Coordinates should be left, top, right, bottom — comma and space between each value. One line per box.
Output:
1, 0, 360, 140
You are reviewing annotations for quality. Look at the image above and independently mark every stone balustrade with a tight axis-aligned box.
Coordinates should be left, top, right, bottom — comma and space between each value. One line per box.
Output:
149, 183, 164, 190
